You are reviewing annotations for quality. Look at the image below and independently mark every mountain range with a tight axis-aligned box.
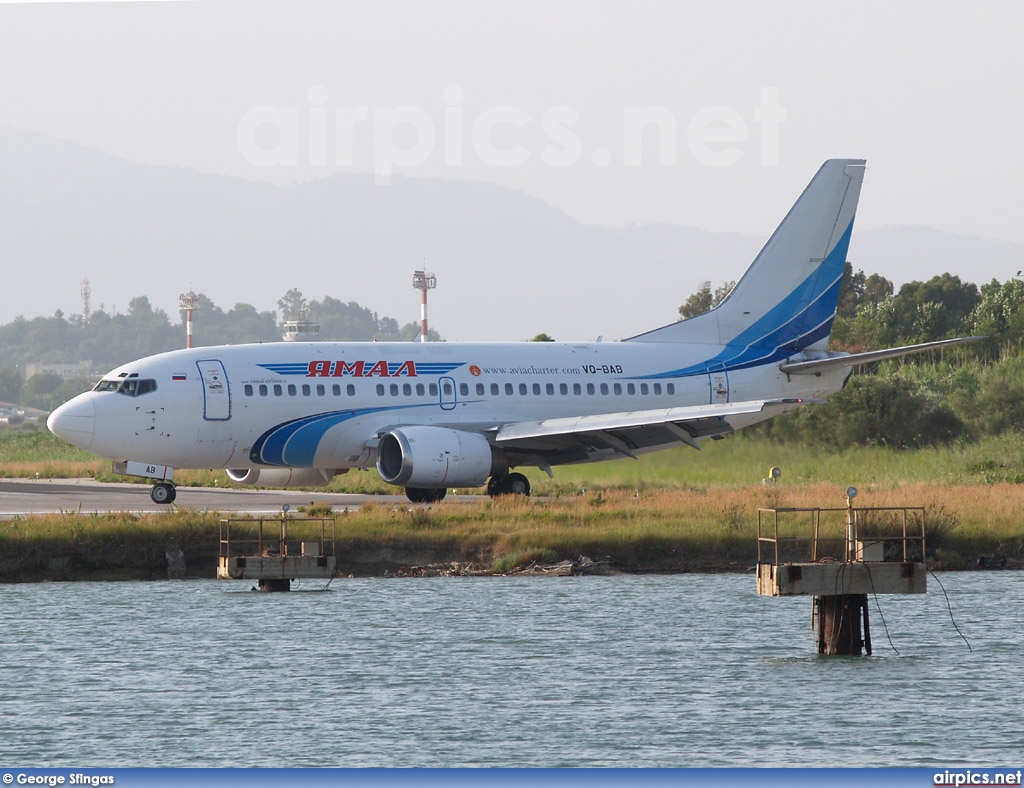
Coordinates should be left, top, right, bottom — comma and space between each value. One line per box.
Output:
3, 127, 1022, 343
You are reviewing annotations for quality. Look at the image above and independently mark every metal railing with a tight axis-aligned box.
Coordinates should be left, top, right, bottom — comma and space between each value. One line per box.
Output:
219, 517, 337, 561
757, 506, 926, 566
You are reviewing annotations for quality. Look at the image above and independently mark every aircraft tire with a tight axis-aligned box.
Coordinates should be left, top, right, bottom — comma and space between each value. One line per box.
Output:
487, 473, 531, 497
151, 482, 176, 505
504, 473, 531, 496
405, 487, 447, 503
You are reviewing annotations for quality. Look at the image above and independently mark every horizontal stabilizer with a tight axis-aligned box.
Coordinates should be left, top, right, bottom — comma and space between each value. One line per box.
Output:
779, 336, 985, 375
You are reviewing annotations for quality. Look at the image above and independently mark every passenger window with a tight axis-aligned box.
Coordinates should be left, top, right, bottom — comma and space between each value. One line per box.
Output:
572, 383, 581, 395
316, 384, 325, 396
667, 383, 675, 395
443, 382, 453, 396
600, 383, 609, 395
273, 384, 283, 396
416, 383, 425, 396
259, 384, 268, 396
287, 384, 297, 396
460, 383, 469, 396
332, 384, 341, 396
640, 383, 649, 395
560, 383, 568, 395
390, 384, 399, 396
586, 383, 595, 395
476, 384, 485, 396
403, 383, 413, 396
519, 383, 527, 396
546, 383, 554, 395
376, 384, 385, 396
505, 383, 514, 396
302, 384, 311, 396
429, 383, 438, 396
347, 384, 356, 396
653, 383, 662, 395
244, 384, 254, 397
490, 384, 499, 396
627, 383, 636, 395
613, 383, 622, 395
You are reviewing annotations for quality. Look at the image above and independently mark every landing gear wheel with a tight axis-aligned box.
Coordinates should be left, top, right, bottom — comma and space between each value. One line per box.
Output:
487, 472, 531, 497
151, 482, 176, 505
405, 487, 447, 503
504, 472, 531, 496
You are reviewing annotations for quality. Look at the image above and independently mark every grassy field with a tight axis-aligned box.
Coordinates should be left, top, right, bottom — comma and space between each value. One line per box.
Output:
1, 483, 1022, 580
2, 426, 1022, 579
5, 425, 1024, 490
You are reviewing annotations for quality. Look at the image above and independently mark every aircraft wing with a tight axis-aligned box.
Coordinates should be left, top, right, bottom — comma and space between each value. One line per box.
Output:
493, 399, 804, 465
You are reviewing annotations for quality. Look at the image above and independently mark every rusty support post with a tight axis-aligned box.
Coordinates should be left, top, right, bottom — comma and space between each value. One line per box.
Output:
816, 594, 869, 655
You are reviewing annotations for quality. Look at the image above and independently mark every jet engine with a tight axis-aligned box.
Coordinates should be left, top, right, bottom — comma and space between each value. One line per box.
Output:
226, 468, 338, 487
376, 426, 505, 488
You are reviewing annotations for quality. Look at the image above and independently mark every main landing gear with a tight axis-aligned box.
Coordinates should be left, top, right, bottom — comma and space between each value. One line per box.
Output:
402, 472, 532, 502
487, 472, 531, 497
405, 487, 447, 503
150, 482, 177, 504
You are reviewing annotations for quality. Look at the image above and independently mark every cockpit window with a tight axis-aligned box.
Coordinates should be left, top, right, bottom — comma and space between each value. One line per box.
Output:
93, 378, 157, 396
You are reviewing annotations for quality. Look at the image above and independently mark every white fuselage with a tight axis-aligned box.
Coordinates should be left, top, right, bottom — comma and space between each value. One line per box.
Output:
52, 339, 849, 472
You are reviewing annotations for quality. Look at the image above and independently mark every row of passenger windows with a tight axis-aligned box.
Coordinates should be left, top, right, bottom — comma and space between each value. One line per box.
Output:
242, 380, 676, 398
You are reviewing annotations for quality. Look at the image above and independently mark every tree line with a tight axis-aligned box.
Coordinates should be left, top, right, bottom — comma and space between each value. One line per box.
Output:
679, 267, 1024, 449
0, 290, 437, 411
682, 264, 1024, 358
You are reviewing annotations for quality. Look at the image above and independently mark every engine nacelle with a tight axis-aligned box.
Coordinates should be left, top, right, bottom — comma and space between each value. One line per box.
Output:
226, 468, 338, 487
376, 426, 504, 488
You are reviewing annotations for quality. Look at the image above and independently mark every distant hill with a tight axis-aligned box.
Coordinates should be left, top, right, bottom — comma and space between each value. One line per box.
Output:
2, 127, 1022, 342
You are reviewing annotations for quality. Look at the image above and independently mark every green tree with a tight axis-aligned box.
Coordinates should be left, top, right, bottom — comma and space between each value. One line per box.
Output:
763, 376, 963, 449
970, 278, 1024, 354
277, 288, 308, 322
23, 372, 63, 410
0, 366, 22, 403
894, 273, 979, 340
678, 281, 734, 320
531, 333, 555, 342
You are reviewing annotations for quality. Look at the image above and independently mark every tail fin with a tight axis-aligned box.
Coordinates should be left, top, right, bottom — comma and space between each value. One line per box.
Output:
627, 159, 865, 356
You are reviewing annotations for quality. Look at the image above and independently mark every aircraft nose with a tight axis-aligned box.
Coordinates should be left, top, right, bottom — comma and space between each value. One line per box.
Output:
47, 396, 95, 450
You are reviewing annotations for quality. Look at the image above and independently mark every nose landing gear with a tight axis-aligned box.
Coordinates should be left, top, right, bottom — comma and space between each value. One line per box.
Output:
150, 482, 177, 504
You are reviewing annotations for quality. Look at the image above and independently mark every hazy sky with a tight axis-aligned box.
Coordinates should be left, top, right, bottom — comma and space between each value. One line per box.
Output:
2, 0, 1021, 242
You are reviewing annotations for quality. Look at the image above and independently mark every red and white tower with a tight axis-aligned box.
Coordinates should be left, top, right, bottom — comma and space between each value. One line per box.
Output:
412, 269, 437, 343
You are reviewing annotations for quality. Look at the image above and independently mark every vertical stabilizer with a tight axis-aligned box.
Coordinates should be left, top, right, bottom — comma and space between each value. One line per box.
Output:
627, 159, 865, 359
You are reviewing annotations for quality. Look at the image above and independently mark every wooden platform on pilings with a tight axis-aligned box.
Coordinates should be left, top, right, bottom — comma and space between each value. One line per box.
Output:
217, 516, 337, 591
757, 560, 926, 597
756, 501, 928, 655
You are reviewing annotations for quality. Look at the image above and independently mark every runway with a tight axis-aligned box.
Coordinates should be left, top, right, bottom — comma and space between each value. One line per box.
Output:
0, 478, 413, 517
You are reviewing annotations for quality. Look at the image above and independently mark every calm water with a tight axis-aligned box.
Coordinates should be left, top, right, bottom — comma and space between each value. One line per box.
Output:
0, 572, 1020, 767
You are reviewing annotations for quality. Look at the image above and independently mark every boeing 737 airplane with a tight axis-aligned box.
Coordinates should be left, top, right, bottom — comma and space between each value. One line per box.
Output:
47, 159, 975, 504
